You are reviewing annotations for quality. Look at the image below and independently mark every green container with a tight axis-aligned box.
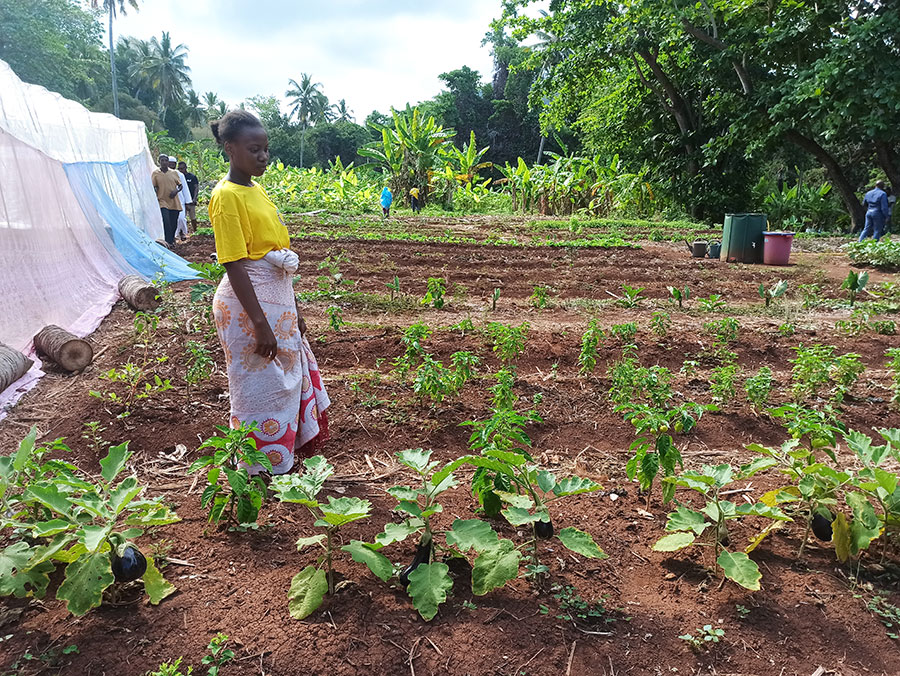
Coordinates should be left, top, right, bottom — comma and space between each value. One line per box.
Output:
722, 213, 767, 263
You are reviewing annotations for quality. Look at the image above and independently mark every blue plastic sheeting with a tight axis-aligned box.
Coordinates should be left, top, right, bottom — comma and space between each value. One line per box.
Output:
64, 159, 198, 282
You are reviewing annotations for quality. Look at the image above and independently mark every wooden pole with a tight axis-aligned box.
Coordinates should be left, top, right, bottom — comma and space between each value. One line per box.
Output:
33, 325, 94, 372
0, 343, 33, 394
118, 275, 160, 311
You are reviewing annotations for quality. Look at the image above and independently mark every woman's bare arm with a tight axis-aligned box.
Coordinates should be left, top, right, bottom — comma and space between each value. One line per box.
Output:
224, 259, 278, 360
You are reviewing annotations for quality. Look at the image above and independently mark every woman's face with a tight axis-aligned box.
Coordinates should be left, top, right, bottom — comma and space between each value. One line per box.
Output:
226, 127, 270, 177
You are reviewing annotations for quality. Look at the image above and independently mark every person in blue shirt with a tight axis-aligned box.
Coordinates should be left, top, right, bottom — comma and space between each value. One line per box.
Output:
858, 180, 890, 242
380, 186, 393, 219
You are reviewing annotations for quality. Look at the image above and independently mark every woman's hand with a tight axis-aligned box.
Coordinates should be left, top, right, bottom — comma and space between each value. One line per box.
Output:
298, 315, 308, 336
254, 320, 278, 360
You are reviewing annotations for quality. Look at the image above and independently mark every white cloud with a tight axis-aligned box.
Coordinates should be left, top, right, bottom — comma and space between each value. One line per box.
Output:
113, 0, 501, 121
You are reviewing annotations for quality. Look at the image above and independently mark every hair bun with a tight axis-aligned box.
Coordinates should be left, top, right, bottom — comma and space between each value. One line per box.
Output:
210, 120, 222, 144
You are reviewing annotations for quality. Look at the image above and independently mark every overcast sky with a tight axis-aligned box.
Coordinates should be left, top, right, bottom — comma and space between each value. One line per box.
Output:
114, 0, 515, 121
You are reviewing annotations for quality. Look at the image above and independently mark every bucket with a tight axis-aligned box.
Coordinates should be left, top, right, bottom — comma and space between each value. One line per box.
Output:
762, 231, 794, 265
707, 241, 721, 259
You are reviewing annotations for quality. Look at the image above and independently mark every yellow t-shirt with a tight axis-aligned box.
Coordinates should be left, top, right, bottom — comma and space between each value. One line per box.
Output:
209, 179, 290, 264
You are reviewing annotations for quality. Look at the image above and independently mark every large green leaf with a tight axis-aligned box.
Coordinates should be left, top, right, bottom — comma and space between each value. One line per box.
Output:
143, 555, 176, 605
375, 521, 420, 547
318, 496, 371, 526
734, 503, 792, 521
739, 457, 779, 478
0, 542, 52, 598
224, 468, 248, 497
77, 525, 111, 553
341, 541, 393, 582
99, 442, 132, 483
501, 506, 540, 526
407, 562, 452, 621
25, 484, 72, 517
14, 426, 37, 472
287, 566, 328, 620
296, 534, 326, 551
445, 519, 499, 553
553, 476, 602, 497
652, 532, 696, 551
57, 551, 115, 616
108, 477, 143, 516
832, 512, 851, 562
396, 448, 436, 474
665, 507, 709, 535
32, 519, 72, 537
494, 490, 534, 509
387, 486, 421, 501
557, 527, 607, 559
716, 551, 761, 591
472, 539, 521, 595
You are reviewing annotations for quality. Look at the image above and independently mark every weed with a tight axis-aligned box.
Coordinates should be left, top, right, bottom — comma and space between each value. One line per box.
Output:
82, 420, 106, 454
798, 283, 823, 309
778, 322, 797, 336
201, 633, 235, 676
736, 604, 751, 619
551, 585, 616, 626
867, 594, 900, 640
872, 320, 896, 335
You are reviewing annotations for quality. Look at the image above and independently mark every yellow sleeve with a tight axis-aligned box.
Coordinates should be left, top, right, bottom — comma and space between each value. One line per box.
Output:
210, 189, 249, 264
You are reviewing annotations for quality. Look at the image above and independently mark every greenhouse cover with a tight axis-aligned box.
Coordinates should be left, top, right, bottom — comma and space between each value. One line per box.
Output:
0, 59, 197, 415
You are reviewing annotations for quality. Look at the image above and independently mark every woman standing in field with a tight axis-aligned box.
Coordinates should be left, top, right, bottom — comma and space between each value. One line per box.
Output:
209, 110, 329, 474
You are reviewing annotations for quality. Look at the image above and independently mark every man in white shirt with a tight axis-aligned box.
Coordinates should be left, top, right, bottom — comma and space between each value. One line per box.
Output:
169, 156, 191, 242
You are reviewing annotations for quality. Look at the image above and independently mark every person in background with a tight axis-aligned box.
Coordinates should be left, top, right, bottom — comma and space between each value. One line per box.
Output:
858, 179, 890, 242
380, 185, 393, 218
179, 160, 199, 232
151, 153, 182, 246
170, 156, 191, 243
886, 186, 896, 234
410, 186, 421, 214
209, 109, 330, 475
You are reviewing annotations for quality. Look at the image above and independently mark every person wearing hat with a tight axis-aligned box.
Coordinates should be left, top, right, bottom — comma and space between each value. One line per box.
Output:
152, 153, 182, 246
169, 156, 192, 242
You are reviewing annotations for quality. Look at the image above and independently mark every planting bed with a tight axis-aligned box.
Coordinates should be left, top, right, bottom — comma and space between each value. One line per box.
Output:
2, 215, 899, 676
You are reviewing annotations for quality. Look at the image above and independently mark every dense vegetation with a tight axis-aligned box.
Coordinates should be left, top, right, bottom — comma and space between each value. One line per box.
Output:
2, 0, 897, 227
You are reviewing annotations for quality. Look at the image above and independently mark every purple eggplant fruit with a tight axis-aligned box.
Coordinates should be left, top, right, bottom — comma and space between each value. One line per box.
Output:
811, 513, 833, 542
111, 545, 147, 582
399, 540, 432, 587
534, 519, 554, 539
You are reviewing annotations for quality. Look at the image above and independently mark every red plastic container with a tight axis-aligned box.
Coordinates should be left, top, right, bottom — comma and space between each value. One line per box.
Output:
763, 231, 794, 265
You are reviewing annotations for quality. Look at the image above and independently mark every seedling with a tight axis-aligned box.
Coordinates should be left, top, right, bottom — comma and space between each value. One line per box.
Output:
667, 285, 690, 309
703, 317, 739, 346
651, 310, 671, 338
188, 423, 273, 527
0, 428, 178, 616
393, 322, 433, 375
759, 280, 788, 308
421, 277, 447, 309
798, 283, 822, 310
82, 420, 106, 454
385, 275, 401, 301
745, 366, 773, 412
185, 341, 214, 394
778, 322, 797, 336
616, 284, 645, 308
736, 604, 751, 619
698, 294, 726, 312
886, 348, 900, 408
790, 344, 864, 404
326, 305, 345, 332
413, 355, 454, 402
680, 625, 725, 650
653, 463, 791, 590
201, 633, 235, 676
530, 285, 552, 308
610, 322, 638, 345
188, 261, 226, 303
841, 270, 869, 307
271, 456, 377, 618
710, 359, 740, 406
491, 287, 501, 311
484, 322, 529, 362
578, 319, 605, 375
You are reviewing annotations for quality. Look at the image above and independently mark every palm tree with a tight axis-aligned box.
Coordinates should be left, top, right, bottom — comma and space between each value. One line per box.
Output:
145, 32, 191, 121
91, 0, 140, 118
186, 90, 204, 127
332, 99, 354, 122
285, 73, 326, 166
202, 92, 226, 120
117, 36, 154, 105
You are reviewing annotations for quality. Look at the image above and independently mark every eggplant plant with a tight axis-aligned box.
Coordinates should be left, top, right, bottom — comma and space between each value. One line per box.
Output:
270, 456, 379, 619
436, 452, 606, 578
745, 439, 853, 556
617, 402, 706, 505
652, 463, 792, 590
188, 423, 273, 528
0, 428, 178, 616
